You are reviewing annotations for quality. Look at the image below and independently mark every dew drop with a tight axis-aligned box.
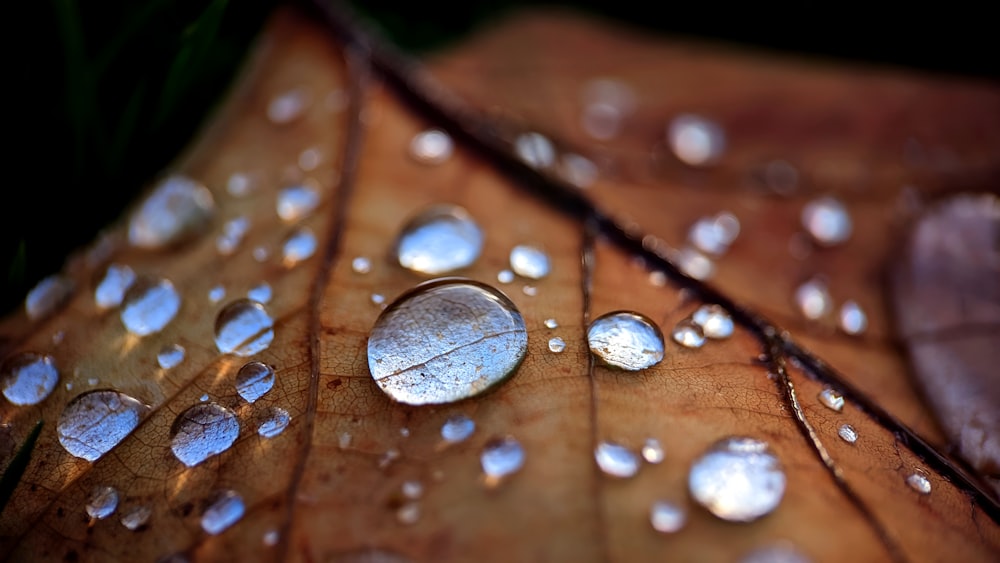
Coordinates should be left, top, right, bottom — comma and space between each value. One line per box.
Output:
216, 216, 249, 256
396, 502, 420, 525
441, 414, 475, 443
128, 174, 215, 249
587, 311, 665, 371
58, 390, 149, 461
650, 500, 686, 534
838, 424, 858, 444
514, 132, 555, 168
548, 337, 566, 353
595, 441, 641, 478
235, 361, 275, 403
247, 282, 272, 304
85, 486, 119, 520
2, 353, 59, 406
642, 438, 665, 464
267, 88, 309, 124
688, 436, 786, 522
906, 471, 932, 495
208, 285, 226, 303
276, 183, 321, 222
170, 403, 240, 467
497, 270, 514, 284
95, 264, 136, 309
671, 319, 706, 349
667, 114, 725, 167
25, 275, 74, 321
157, 344, 185, 370
794, 278, 833, 320
120, 505, 152, 531
481, 436, 525, 482
395, 205, 483, 275
214, 299, 275, 356
201, 490, 245, 535
817, 388, 844, 412
282, 227, 317, 266
509, 245, 551, 279
409, 129, 453, 165
544, 318, 558, 329
367, 279, 528, 405
802, 196, 852, 246
352, 256, 372, 274
258, 407, 290, 438
691, 305, 734, 339
838, 300, 867, 335
120, 277, 181, 336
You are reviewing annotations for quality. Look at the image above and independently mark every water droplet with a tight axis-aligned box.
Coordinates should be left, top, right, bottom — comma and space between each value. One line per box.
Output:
906, 471, 931, 494
282, 227, 317, 266
157, 344, 185, 370
559, 153, 598, 188
199, 394, 209, 402
2, 353, 59, 406
95, 264, 136, 309
802, 196, 852, 247
739, 543, 812, 563
371, 293, 385, 306
208, 285, 226, 303
234, 361, 276, 403
648, 271, 667, 287
262, 529, 279, 546
120, 505, 152, 531
547, 337, 566, 353
642, 438, 665, 464
581, 102, 624, 140
58, 390, 149, 461
838, 300, 867, 335
276, 183, 321, 222
396, 502, 420, 525
521, 285, 537, 297
25, 275, 74, 320
595, 441, 640, 478
676, 247, 715, 280
352, 256, 372, 274
253, 246, 270, 262
201, 490, 245, 535
838, 424, 858, 444
214, 299, 275, 356
267, 88, 310, 124
497, 270, 514, 284
409, 129, 453, 164
671, 319, 706, 349
85, 486, 119, 520
544, 318, 558, 329
339, 432, 352, 449
120, 277, 181, 336
227, 172, 253, 197
817, 388, 844, 412
587, 311, 665, 371
650, 501, 686, 533
691, 305, 734, 339
378, 448, 401, 470
514, 132, 555, 168
399, 427, 410, 438
401, 480, 423, 499
688, 436, 786, 522
509, 245, 551, 280
367, 279, 528, 405
170, 403, 240, 467
216, 216, 249, 256
395, 205, 483, 275
794, 278, 833, 320
128, 174, 215, 249
258, 407, 290, 438
298, 147, 322, 171
689, 213, 741, 256
441, 414, 475, 443
667, 114, 725, 167
481, 436, 525, 483
247, 282, 272, 304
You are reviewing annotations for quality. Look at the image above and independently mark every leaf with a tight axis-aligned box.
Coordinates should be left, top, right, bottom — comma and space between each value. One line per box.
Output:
1, 4, 998, 562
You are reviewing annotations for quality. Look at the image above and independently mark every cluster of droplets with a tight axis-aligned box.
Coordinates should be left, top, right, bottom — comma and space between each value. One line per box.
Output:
794, 277, 868, 336
671, 304, 734, 350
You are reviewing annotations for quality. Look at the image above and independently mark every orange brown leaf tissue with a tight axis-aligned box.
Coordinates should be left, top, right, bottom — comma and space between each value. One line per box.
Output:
1, 3, 999, 562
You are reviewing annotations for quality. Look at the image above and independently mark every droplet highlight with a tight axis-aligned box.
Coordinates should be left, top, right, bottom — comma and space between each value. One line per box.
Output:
58, 390, 149, 461
214, 299, 275, 357
668, 114, 725, 167
514, 132, 555, 168
235, 361, 275, 403
128, 174, 214, 249
509, 245, 551, 280
595, 441, 641, 478
817, 388, 845, 412
838, 300, 867, 335
267, 88, 309, 124
25, 275, 74, 321
120, 505, 152, 531
906, 471, 932, 495
395, 205, 483, 275
2, 353, 59, 406
120, 277, 181, 336
544, 318, 558, 329
247, 282, 272, 304
794, 278, 833, 321
352, 256, 372, 274
216, 216, 249, 256
587, 311, 665, 371
170, 403, 240, 467
688, 436, 786, 522
201, 490, 245, 535
642, 438, 665, 464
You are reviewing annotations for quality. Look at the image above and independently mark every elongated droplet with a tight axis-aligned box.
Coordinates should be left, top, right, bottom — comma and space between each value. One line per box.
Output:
25, 275, 74, 320
441, 414, 475, 443
410, 129, 453, 164
201, 490, 245, 535
282, 227, 317, 266
121, 277, 181, 336
688, 436, 786, 522
2, 353, 59, 405
367, 279, 528, 405
548, 337, 566, 353
58, 390, 149, 461
691, 305, 734, 339
595, 441, 640, 478
258, 407, 290, 438
514, 132, 555, 168
247, 282, 272, 304
795, 278, 833, 320
817, 388, 844, 412
509, 245, 551, 279
128, 174, 214, 248
802, 196, 852, 247
170, 403, 240, 467
668, 114, 725, 167
906, 471, 932, 495
838, 300, 867, 335
481, 436, 525, 483
157, 344, 185, 370
276, 183, 321, 222
838, 424, 858, 444
235, 361, 275, 403
587, 311, 664, 371
120, 505, 152, 531
86, 486, 119, 520
95, 264, 136, 309
650, 501, 686, 533
395, 205, 483, 275
214, 299, 274, 357
672, 319, 706, 349
642, 438, 664, 464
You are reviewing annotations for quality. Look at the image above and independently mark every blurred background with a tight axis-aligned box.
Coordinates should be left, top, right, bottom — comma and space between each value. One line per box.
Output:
5, 0, 997, 316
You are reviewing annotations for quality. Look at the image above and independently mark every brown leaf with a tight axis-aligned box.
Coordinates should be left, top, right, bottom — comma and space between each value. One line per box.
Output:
1, 5, 998, 563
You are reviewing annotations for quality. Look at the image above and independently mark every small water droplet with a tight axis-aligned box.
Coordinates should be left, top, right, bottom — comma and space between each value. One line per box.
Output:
521, 285, 537, 297
120, 505, 152, 530
157, 344, 186, 370
548, 337, 566, 353
559, 153, 599, 188
234, 361, 275, 403
128, 174, 215, 249
906, 471, 931, 494
648, 271, 667, 287
401, 480, 424, 499
216, 216, 250, 256
298, 147, 322, 171
120, 277, 181, 336
587, 311, 665, 371
676, 247, 715, 280
258, 407, 290, 438
267, 88, 310, 124
739, 543, 812, 563
794, 278, 833, 321
247, 282, 272, 304
85, 486, 119, 520
509, 245, 551, 280
838, 300, 867, 335
497, 270, 514, 284
802, 196, 852, 247
262, 529, 279, 547
208, 285, 226, 303
339, 432, 352, 449
667, 114, 725, 167
214, 299, 275, 356
201, 490, 245, 535
581, 102, 624, 140
544, 318, 558, 329
2, 353, 59, 406
352, 256, 372, 274
838, 424, 858, 444
595, 441, 641, 478
691, 305, 734, 339
650, 500, 686, 533
371, 293, 385, 306
25, 275, 74, 321
689, 213, 741, 257
514, 132, 555, 168
688, 436, 786, 522
199, 394, 209, 402
817, 388, 844, 412
170, 403, 240, 467
395, 205, 483, 275
253, 246, 270, 262
396, 502, 420, 525
410, 129, 453, 164
95, 264, 136, 309
282, 228, 317, 266
227, 172, 253, 197
441, 414, 475, 443
276, 183, 321, 222
671, 319, 706, 349
642, 438, 665, 464
58, 390, 149, 461
367, 279, 528, 405
399, 427, 410, 438
481, 436, 525, 483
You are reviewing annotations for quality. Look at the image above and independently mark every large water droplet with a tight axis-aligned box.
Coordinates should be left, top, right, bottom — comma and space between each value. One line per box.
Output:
58, 390, 149, 461
2, 353, 59, 405
95, 264, 136, 309
235, 361, 275, 402
587, 311, 664, 371
691, 305, 734, 339
794, 278, 833, 321
258, 407, 290, 438
817, 388, 844, 412
481, 436, 525, 483
509, 245, 551, 280
214, 299, 275, 357
595, 441, 641, 478
838, 424, 858, 444
906, 471, 932, 495
671, 319, 706, 349
441, 414, 475, 443
170, 403, 240, 467
514, 132, 555, 169
276, 183, 321, 222
688, 437, 785, 522
157, 344, 185, 370
352, 256, 372, 274
410, 129, 453, 165
838, 300, 867, 335
395, 205, 483, 275
282, 227, 317, 266
128, 174, 214, 249
649, 500, 686, 533
120, 277, 181, 336
667, 114, 725, 167
201, 490, 245, 535
120, 505, 152, 531
25, 275, 74, 320
85, 486, 119, 519
367, 279, 528, 405
802, 196, 852, 247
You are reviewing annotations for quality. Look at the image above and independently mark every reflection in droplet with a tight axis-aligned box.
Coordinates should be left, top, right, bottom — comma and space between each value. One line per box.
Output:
258, 407, 290, 438
802, 196, 852, 247
587, 311, 664, 371
548, 337, 566, 354
481, 436, 525, 483
817, 388, 844, 412
691, 305, 734, 339
838, 300, 867, 335
395, 205, 483, 275
509, 245, 551, 280
235, 361, 275, 403
95, 264, 136, 309
120, 505, 152, 531
497, 270, 514, 284
121, 277, 181, 336
514, 132, 555, 169
247, 282, 272, 304
2, 353, 59, 406
441, 414, 475, 443
58, 390, 149, 461
688, 436, 786, 522
671, 319, 706, 349
906, 471, 931, 495
668, 114, 725, 167
25, 275, 74, 321
544, 318, 559, 329
216, 216, 249, 256
128, 174, 214, 249
650, 501, 686, 533
170, 403, 240, 467
794, 278, 832, 321
352, 256, 372, 274
86, 486, 119, 520
267, 88, 309, 124
367, 279, 528, 405
201, 490, 245, 535
208, 285, 226, 304
838, 424, 858, 444
595, 441, 640, 478
277, 184, 321, 222
214, 299, 274, 357
409, 129, 453, 165
642, 438, 665, 464
282, 228, 317, 266
157, 344, 185, 370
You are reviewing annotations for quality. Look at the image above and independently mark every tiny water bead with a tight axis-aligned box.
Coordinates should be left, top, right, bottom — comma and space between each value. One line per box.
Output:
691, 305, 734, 339
367, 279, 528, 405
121, 277, 181, 336
208, 285, 226, 303
838, 300, 868, 335
688, 436, 786, 523
85, 486, 119, 520
509, 245, 551, 279
395, 204, 483, 275
441, 414, 475, 443
267, 88, 310, 124
95, 264, 136, 309
352, 256, 372, 274
587, 311, 665, 371
170, 403, 240, 467
642, 438, 665, 464
25, 275, 74, 320
58, 390, 149, 461
157, 344, 186, 370
236, 361, 275, 403
409, 129, 454, 164
497, 270, 514, 284
258, 407, 291, 438
276, 183, 321, 222
802, 196, 852, 247
282, 227, 318, 266
247, 282, 273, 304
548, 337, 566, 353
214, 299, 275, 357
120, 505, 152, 531
838, 424, 858, 444
128, 174, 215, 249
544, 318, 558, 329
794, 278, 833, 320
667, 114, 725, 167
649, 501, 687, 534
2, 353, 59, 406
671, 319, 706, 349
688, 213, 741, 256
514, 132, 555, 169
817, 388, 845, 412
906, 471, 932, 495
594, 441, 641, 478
481, 436, 525, 482
216, 216, 249, 256
201, 490, 245, 535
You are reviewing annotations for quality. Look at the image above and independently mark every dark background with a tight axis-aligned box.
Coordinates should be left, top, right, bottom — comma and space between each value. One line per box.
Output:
5, 0, 997, 316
